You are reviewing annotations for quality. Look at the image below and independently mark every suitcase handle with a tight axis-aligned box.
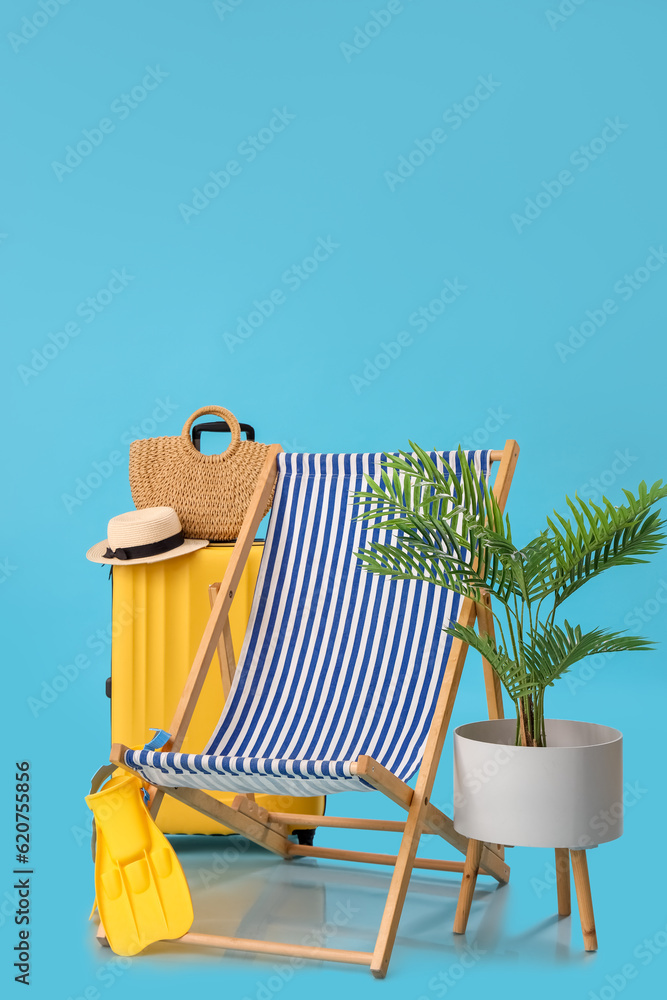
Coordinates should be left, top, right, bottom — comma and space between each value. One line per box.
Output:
192, 420, 256, 451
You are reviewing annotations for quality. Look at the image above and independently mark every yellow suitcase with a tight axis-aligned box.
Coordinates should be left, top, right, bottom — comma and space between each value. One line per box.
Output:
109, 541, 325, 835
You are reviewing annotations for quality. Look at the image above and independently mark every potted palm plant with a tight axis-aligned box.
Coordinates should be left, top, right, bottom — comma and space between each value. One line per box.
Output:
354, 446, 666, 857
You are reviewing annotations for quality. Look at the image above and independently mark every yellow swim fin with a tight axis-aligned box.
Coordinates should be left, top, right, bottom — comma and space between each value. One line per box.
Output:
86, 772, 193, 956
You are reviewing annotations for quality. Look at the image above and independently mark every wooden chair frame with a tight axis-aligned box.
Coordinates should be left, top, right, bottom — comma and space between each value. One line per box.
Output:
108, 440, 520, 977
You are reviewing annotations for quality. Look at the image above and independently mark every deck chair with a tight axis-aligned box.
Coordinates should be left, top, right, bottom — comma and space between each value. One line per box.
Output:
110, 441, 519, 977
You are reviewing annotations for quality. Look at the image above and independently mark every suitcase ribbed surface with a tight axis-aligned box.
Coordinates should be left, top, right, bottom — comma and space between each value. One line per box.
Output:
110, 541, 325, 832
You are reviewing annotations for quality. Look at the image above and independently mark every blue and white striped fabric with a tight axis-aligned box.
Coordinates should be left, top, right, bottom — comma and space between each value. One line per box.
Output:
125, 451, 490, 796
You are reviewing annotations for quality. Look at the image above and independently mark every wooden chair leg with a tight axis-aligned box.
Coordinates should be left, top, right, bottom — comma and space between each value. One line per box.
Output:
555, 847, 571, 916
369, 793, 423, 978
453, 838, 483, 934
570, 849, 598, 951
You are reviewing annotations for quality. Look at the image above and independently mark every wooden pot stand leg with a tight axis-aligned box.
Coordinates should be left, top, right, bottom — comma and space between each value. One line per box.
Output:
453, 844, 598, 952
555, 847, 571, 916
453, 838, 484, 934
553, 847, 598, 951
570, 849, 598, 951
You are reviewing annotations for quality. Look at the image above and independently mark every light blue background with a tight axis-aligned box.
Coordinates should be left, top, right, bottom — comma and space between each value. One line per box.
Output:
2, 1, 666, 998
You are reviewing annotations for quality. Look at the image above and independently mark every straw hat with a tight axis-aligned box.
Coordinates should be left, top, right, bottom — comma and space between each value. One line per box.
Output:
86, 507, 209, 566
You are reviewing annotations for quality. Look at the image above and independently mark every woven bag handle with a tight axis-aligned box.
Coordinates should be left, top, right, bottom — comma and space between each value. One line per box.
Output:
180, 405, 242, 460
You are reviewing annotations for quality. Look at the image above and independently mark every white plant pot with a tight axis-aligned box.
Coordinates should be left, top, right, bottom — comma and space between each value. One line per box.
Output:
453, 719, 623, 849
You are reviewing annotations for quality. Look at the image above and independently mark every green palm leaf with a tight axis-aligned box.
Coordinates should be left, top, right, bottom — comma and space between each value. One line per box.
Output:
353, 445, 524, 604
521, 620, 653, 691
526, 482, 667, 605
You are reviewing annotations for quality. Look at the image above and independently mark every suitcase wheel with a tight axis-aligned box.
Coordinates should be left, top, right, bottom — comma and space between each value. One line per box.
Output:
294, 828, 316, 847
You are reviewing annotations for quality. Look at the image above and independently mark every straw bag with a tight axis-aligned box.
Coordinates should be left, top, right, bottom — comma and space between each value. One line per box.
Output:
129, 406, 275, 541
